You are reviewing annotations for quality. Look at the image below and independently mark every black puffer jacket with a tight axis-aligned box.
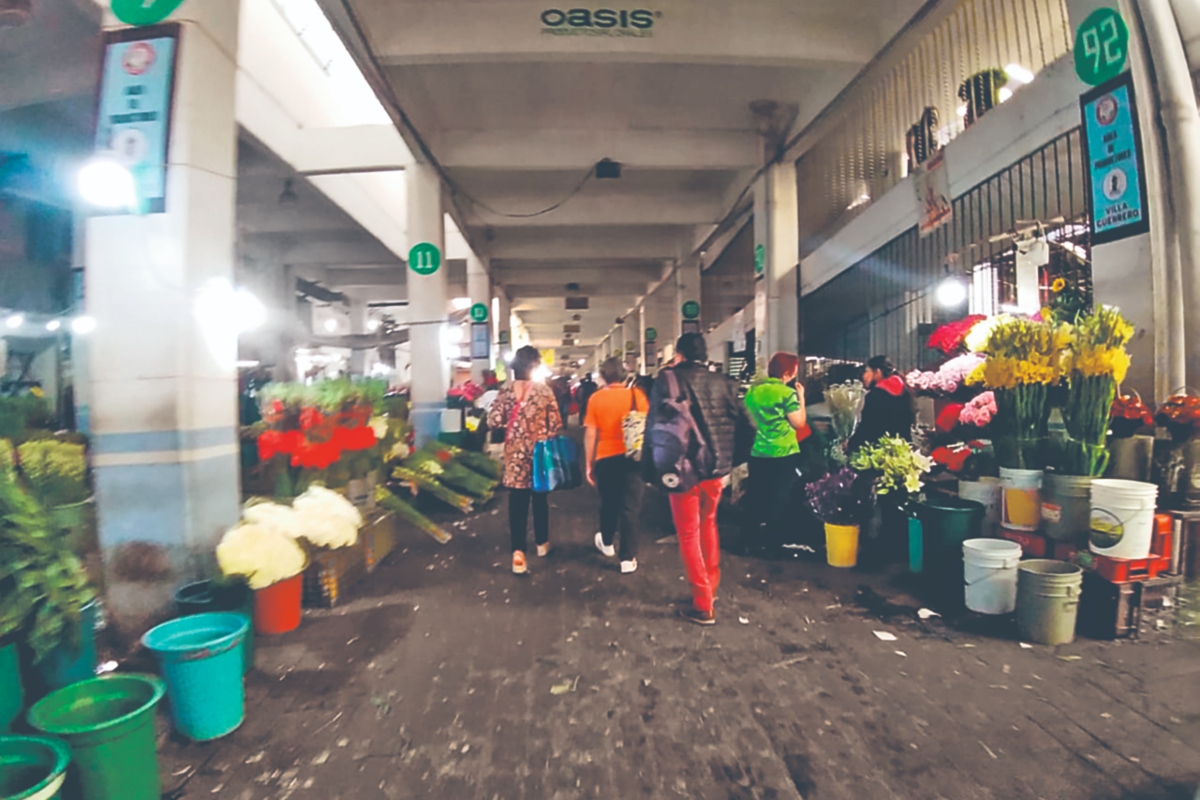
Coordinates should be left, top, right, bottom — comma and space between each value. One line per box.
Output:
645, 362, 753, 481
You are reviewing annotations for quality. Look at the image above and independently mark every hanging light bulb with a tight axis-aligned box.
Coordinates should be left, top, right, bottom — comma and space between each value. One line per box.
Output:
936, 276, 968, 307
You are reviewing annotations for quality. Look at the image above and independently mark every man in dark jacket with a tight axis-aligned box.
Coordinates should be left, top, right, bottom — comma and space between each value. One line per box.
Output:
848, 355, 915, 453
646, 333, 751, 626
575, 373, 598, 426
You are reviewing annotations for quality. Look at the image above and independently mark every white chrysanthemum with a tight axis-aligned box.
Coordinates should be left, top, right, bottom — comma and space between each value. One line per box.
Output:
293, 485, 363, 549
243, 501, 304, 540
965, 315, 1006, 352
216, 523, 307, 589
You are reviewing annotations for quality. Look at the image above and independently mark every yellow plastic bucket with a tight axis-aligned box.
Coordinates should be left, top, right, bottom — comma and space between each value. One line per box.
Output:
825, 523, 859, 568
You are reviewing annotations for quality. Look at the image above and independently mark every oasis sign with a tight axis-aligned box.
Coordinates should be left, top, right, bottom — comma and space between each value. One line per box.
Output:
540, 8, 659, 37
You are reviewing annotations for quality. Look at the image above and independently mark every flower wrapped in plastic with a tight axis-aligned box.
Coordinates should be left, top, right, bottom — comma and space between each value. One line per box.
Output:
242, 500, 304, 540
927, 315, 987, 354
1059, 306, 1134, 475
217, 523, 308, 590
292, 485, 363, 549
905, 353, 985, 396
958, 391, 996, 428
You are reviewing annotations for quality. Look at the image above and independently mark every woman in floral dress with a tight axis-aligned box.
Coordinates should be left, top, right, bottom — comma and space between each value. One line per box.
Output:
487, 346, 563, 574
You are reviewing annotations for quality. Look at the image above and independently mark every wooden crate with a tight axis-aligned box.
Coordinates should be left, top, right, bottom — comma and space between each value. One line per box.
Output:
302, 511, 398, 608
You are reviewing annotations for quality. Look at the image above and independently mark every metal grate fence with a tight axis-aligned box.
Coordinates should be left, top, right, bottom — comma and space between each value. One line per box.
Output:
800, 128, 1091, 371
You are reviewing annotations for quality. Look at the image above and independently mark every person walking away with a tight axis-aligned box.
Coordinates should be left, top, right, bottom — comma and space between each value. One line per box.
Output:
742, 353, 808, 555
584, 358, 648, 574
848, 355, 915, 453
486, 346, 563, 574
576, 372, 598, 427
645, 333, 751, 625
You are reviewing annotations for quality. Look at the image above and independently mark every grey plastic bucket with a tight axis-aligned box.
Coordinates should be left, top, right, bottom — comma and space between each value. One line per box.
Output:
1041, 473, 1092, 543
1016, 560, 1083, 645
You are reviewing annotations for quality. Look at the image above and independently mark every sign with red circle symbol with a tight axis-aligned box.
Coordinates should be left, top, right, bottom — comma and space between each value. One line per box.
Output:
122, 42, 157, 76
1095, 94, 1118, 126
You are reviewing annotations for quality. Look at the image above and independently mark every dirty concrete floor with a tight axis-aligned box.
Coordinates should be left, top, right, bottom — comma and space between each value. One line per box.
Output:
156, 483, 1200, 800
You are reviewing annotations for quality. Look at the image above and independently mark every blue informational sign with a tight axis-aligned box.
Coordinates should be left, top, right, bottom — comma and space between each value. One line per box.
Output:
94, 25, 180, 214
1080, 72, 1150, 245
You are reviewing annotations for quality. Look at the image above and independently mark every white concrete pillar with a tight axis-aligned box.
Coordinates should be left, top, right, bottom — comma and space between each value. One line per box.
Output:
467, 253, 489, 384
406, 163, 448, 445
348, 297, 368, 376
493, 287, 512, 366
675, 259, 702, 344
753, 161, 800, 370
87, 1, 241, 633
637, 304, 648, 375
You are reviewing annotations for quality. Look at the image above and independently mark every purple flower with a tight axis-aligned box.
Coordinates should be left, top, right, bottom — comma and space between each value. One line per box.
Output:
806, 468, 870, 525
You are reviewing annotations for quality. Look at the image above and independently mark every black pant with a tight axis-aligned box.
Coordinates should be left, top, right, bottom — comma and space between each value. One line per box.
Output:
594, 455, 644, 561
508, 488, 549, 554
744, 454, 804, 550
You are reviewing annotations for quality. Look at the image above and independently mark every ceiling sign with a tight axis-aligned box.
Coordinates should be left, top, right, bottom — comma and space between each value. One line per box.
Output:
112, 0, 186, 26
95, 24, 180, 214
539, 8, 659, 38
565, 297, 589, 310
1074, 7, 1128, 87
1081, 72, 1149, 245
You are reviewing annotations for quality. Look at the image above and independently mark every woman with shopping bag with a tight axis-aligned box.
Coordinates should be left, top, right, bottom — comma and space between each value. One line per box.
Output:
487, 346, 564, 575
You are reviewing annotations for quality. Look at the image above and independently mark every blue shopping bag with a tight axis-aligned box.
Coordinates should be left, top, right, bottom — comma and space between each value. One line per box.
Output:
532, 436, 582, 493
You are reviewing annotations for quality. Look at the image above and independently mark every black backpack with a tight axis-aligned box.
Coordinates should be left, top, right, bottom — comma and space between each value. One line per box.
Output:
645, 369, 716, 493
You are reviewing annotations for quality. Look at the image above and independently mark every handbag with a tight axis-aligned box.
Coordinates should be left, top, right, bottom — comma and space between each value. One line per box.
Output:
622, 386, 647, 462
532, 435, 582, 493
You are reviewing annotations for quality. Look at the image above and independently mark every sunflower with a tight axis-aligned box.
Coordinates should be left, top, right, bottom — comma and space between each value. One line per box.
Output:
1051, 277, 1067, 293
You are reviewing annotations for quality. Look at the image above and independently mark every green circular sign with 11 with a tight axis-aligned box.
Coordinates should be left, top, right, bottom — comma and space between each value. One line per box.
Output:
408, 242, 441, 276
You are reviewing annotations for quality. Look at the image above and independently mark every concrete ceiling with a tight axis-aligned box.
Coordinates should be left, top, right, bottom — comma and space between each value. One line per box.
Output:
318, 0, 928, 350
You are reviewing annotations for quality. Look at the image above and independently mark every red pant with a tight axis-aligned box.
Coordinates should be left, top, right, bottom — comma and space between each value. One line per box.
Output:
668, 478, 723, 613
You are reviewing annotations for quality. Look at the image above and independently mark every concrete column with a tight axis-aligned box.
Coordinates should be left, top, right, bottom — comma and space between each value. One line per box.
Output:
467, 253, 489, 383
406, 162, 448, 445
675, 259, 701, 343
348, 297, 368, 376
493, 287, 512, 365
87, 1, 241, 635
753, 161, 800, 370
637, 304, 648, 375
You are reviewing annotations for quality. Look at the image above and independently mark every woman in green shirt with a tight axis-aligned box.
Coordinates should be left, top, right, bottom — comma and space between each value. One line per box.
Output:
741, 352, 808, 555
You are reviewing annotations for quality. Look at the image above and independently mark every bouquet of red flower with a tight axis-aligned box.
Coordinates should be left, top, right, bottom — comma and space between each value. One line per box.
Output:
1154, 392, 1200, 442
927, 315, 987, 354
1110, 392, 1154, 439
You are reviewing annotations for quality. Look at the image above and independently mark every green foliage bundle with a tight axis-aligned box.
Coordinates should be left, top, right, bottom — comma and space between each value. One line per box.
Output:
0, 473, 94, 662
18, 440, 89, 508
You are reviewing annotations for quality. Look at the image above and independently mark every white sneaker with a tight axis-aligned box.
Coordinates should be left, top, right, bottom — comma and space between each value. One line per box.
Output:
594, 532, 616, 558
620, 559, 638, 574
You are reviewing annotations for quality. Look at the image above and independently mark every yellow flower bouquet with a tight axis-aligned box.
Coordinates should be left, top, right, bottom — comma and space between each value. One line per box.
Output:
967, 315, 1071, 469
1059, 306, 1133, 476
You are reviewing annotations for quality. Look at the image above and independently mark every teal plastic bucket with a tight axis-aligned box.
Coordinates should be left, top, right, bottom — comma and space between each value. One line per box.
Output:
0, 644, 23, 734
141, 613, 247, 741
0, 736, 70, 800
915, 495, 985, 573
173, 580, 255, 674
35, 601, 98, 692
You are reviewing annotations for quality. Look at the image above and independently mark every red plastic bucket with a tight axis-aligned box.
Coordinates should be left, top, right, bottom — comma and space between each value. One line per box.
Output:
253, 574, 302, 635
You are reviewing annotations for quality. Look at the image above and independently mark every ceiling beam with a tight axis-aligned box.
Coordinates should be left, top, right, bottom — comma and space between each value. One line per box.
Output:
464, 193, 723, 228
440, 129, 758, 171
487, 227, 689, 262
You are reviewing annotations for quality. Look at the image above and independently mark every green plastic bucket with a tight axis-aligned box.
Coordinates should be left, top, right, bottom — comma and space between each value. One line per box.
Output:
1016, 559, 1083, 646
0, 736, 71, 800
26, 675, 164, 800
915, 495, 985, 576
0, 644, 22, 734
142, 613, 247, 741
35, 602, 98, 692
173, 580, 255, 673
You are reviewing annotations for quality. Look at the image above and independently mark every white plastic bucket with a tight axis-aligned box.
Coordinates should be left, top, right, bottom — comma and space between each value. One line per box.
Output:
1000, 467, 1042, 531
959, 478, 1002, 537
963, 539, 1023, 614
1089, 479, 1159, 559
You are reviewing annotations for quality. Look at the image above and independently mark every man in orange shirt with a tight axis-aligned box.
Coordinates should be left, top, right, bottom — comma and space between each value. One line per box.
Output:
584, 357, 648, 574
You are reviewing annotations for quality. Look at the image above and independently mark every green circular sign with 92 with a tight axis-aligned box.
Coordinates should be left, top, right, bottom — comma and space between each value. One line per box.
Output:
1074, 7, 1128, 86
408, 242, 441, 276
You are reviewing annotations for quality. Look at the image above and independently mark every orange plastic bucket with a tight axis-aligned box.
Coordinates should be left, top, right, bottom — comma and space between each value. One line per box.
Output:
253, 574, 302, 635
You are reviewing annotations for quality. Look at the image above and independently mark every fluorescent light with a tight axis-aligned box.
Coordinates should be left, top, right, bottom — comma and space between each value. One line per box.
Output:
324, 318, 338, 333
998, 87, 1013, 103
71, 316, 96, 335
451, 297, 472, 311
5, 314, 23, 329
78, 158, 137, 210
935, 278, 968, 307
236, 360, 261, 368
45, 320, 61, 332
366, 318, 381, 332
956, 104, 968, 117
1005, 63, 1035, 84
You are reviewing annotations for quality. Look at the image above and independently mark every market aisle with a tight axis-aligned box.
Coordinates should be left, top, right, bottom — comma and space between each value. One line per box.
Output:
157, 484, 1200, 800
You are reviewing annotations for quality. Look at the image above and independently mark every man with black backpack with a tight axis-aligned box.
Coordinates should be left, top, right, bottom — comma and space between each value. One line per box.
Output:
644, 333, 752, 625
